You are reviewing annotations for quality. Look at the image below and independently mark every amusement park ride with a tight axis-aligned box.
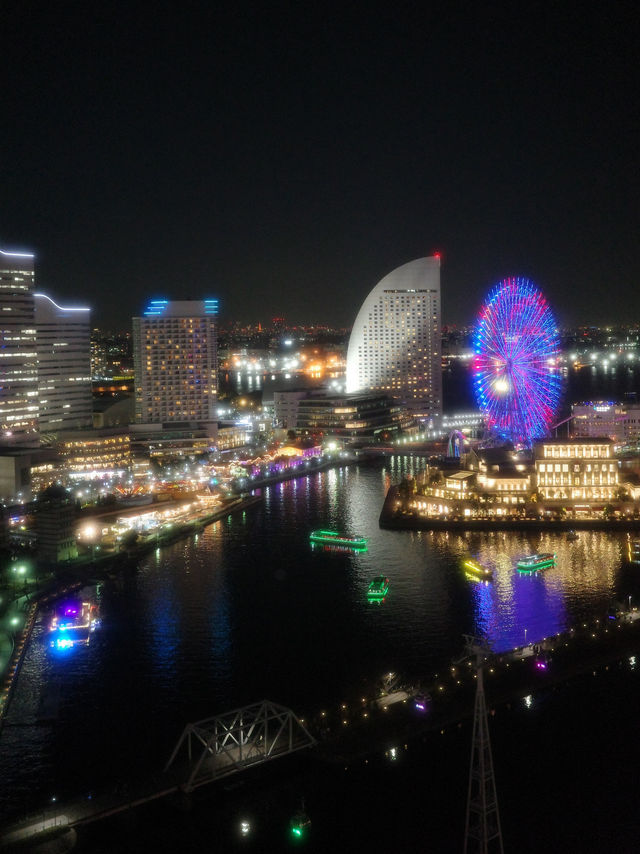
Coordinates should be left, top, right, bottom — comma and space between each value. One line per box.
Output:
471, 277, 562, 448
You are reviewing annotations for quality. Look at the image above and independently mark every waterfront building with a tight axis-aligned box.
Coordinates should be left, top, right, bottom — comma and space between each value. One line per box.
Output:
273, 389, 312, 429
33, 484, 78, 564
0, 247, 39, 446
346, 257, 442, 421
129, 423, 213, 462
28, 431, 132, 494
34, 293, 92, 432
571, 401, 640, 444
216, 423, 252, 452
275, 389, 415, 444
133, 299, 218, 433
0, 449, 39, 503
57, 430, 131, 478
533, 438, 619, 503
441, 411, 484, 440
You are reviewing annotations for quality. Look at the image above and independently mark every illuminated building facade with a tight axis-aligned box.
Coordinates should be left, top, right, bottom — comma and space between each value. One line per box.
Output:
133, 299, 218, 430
346, 257, 442, 420
534, 438, 618, 502
571, 401, 640, 443
283, 390, 415, 442
0, 247, 39, 445
34, 293, 92, 431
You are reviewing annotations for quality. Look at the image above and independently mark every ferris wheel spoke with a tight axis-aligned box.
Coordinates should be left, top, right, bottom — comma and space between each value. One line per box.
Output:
473, 277, 561, 446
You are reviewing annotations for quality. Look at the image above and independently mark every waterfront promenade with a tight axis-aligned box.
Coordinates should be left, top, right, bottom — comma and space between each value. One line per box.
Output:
2, 602, 640, 850
0, 493, 264, 729
0, 451, 354, 730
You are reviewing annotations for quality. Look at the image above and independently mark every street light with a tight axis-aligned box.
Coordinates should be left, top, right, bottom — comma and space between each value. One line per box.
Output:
80, 523, 99, 562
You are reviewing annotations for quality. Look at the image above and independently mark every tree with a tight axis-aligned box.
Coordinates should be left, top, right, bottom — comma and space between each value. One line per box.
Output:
614, 486, 630, 503
398, 477, 415, 499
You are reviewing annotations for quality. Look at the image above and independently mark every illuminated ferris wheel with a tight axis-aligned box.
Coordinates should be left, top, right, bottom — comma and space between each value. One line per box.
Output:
472, 277, 562, 446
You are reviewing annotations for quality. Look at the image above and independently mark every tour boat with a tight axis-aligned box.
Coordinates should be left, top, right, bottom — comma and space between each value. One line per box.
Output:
628, 540, 640, 564
367, 575, 390, 599
463, 558, 493, 581
516, 552, 556, 572
566, 530, 579, 541
48, 599, 99, 649
309, 530, 368, 550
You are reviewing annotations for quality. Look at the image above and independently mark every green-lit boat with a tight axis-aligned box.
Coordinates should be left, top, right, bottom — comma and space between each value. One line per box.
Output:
516, 552, 556, 572
309, 530, 368, 550
367, 575, 390, 599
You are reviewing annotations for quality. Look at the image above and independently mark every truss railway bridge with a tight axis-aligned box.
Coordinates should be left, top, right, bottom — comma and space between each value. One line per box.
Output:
0, 700, 315, 850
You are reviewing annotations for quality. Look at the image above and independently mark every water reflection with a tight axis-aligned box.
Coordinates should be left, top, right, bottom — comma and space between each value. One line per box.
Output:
1, 456, 637, 823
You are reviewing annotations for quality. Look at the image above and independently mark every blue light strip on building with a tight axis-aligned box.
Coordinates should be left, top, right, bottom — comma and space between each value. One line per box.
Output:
144, 299, 169, 316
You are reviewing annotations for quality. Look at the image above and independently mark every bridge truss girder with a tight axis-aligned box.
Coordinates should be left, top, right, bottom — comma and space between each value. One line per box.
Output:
164, 699, 316, 792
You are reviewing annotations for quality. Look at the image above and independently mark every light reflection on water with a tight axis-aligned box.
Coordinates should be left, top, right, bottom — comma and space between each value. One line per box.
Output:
0, 457, 637, 822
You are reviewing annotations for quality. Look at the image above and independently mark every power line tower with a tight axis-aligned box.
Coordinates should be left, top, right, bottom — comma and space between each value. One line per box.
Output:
462, 635, 504, 854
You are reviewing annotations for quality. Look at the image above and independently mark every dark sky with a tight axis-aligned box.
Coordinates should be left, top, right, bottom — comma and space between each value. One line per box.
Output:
2, 2, 638, 330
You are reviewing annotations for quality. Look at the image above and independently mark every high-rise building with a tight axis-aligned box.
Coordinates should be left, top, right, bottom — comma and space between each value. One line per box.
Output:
133, 299, 219, 429
34, 293, 92, 432
0, 247, 39, 446
345, 256, 442, 420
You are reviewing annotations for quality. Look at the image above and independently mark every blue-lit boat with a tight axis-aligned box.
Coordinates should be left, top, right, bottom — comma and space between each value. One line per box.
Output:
309, 530, 368, 550
516, 552, 556, 572
48, 599, 99, 649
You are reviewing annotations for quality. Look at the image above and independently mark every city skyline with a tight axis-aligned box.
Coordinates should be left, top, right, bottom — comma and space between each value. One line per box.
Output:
2, 5, 638, 330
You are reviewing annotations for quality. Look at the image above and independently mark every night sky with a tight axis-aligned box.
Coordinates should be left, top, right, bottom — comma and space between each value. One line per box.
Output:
2, 2, 638, 330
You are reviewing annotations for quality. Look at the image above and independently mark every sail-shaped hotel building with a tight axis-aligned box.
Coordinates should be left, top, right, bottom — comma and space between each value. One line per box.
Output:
345, 256, 442, 422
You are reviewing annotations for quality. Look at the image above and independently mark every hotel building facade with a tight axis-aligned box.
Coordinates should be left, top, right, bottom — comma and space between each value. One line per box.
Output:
345, 256, 442, 421
133, 299, 219, 432
34, 292, 92, 432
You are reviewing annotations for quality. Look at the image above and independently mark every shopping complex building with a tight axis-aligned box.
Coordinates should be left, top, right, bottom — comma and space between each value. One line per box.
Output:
398, 438, 636, 521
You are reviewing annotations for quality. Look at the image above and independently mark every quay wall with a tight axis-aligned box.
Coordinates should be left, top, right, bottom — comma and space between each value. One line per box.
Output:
379, 485, 640, 532
0, 494, 263, 730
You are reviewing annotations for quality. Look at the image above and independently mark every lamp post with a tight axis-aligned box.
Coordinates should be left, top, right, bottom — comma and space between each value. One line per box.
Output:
81, 523, 99, 563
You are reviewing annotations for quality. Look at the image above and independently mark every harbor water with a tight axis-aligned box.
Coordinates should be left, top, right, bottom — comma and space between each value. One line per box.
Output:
2, 455, 640, 852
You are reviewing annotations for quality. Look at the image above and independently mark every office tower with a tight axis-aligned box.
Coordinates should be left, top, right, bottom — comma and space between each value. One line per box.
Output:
34, 293, 92, 432
345, 256, 442, 420
0, 247, 39, 445
133, 299, 218, 428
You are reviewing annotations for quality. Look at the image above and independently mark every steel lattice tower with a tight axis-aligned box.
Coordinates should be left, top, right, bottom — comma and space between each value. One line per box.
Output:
463, 636, 504, 854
